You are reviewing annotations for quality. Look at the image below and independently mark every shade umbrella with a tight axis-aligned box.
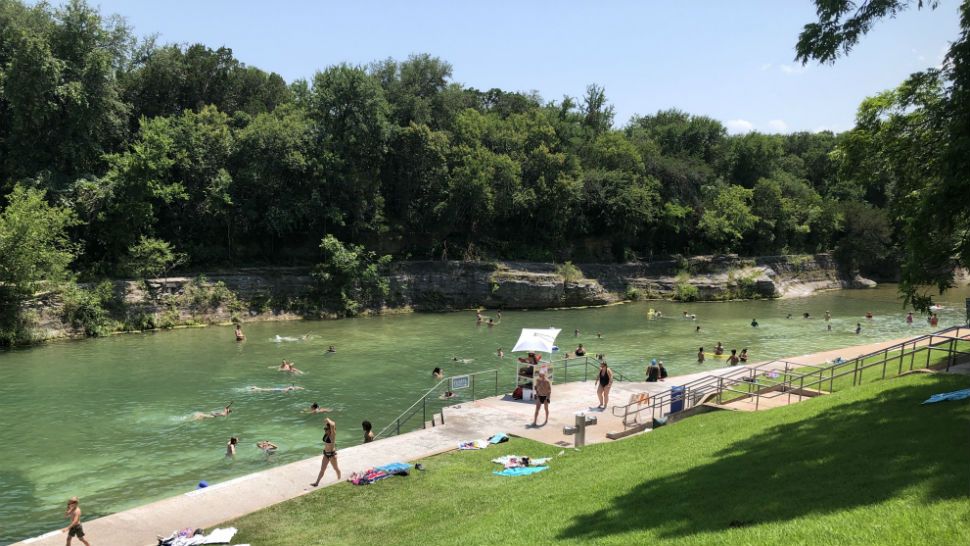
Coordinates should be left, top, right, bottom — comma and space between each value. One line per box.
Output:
511, 327, 562, 353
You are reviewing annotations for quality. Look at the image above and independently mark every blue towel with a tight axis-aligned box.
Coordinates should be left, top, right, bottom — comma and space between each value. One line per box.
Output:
922, 389, 970, 405
494, 466, 548, 477
375, 462, 411, 474
488, 433, 509, 444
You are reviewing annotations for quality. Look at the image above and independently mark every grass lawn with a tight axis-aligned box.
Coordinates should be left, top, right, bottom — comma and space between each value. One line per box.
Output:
230, 373, 970, 545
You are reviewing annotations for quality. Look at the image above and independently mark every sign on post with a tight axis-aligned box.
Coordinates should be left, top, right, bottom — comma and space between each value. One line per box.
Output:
450, 375, 470, 390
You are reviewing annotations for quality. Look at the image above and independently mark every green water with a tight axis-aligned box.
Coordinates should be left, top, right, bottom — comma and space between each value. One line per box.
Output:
1, 284, 968, 544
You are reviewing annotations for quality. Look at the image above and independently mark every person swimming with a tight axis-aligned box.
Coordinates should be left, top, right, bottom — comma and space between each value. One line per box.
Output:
855, 322, 862, 334
327, 345, 336, 353
497, 347, 505, 358
487, 318, 495, 327
440, 391, 456, 400
432, 367, 444, 379
226, 437, 238, 457
249, 385, 304, 392
308, 402, 331, 414
751, 318, 759, 327
193, 402, 233, 420
278, 360, 303, 374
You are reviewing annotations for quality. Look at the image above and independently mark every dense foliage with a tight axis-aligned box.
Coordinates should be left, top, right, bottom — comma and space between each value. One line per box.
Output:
0, 0, 963, 308
797, 0, 970, 307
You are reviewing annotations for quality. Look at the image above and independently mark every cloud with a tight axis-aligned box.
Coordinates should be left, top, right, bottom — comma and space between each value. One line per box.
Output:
779, 64, 806, 75
725, 119, 754, 134
760, 63, 772, 71
767, 119, 788, 133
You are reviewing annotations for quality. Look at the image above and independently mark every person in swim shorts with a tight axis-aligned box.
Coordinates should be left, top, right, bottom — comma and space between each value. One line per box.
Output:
532, 372, 552, 426
62, 497, 91, 546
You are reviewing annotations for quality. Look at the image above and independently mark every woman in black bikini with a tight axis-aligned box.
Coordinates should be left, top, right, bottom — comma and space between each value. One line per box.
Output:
311, 418, 341, 486
596, 361, 613, 409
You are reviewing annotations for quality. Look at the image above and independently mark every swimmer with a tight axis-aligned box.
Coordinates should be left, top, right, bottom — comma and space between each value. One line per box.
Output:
855, 322, 862, 334
695, 325, 701, 333
865, 311, 873, 320
714, 342, 724, 356
327, 345, 336, 353
256, 440, 278, 455
906, 312, 914, 324
697, 347, 705, 364
683, 311, 689, 319
596, 332, 602, 339
476, 310, 483, 323
497, 311, 502, 320
249, 385, 304, 392
278, 360, 303, 374
574, 328, 580, 337
751, 318, 759, 328
739, 348, 749, 363
193, 402, 233, 420
803, 312, 811, 319
451, 357, 474, 364
234, 324, 245, 341
930, 313, 939, 327
727, 349, 740, 366
825, 310, 831, 322
362, 420, 374, 443
226, 436, 238, 457
787, 313, 793, 319
308, 402, 332, 414
575, 344, 586, 357
440, 391, 456, 400
487, 318, 495, 327
497, 347, 505, 358
432, 367, 444, 380
658, 361, 668, 381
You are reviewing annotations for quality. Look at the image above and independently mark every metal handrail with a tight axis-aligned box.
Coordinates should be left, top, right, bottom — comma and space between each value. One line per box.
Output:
611, 325, 970, 425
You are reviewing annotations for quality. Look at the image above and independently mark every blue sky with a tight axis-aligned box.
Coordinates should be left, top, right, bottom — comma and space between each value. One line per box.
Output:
86, 0, 960, 133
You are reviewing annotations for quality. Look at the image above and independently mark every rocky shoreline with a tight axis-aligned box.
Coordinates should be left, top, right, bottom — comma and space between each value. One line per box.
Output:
12, 254, 874, 345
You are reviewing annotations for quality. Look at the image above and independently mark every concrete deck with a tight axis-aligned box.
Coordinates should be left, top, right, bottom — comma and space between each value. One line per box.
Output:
14, 333, 960, 546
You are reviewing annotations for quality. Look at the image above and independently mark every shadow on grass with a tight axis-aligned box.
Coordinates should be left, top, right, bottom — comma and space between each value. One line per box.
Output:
559, 376, 970, 541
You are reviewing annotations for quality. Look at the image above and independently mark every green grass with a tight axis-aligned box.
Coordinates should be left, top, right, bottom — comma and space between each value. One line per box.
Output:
230, 373, 970, 545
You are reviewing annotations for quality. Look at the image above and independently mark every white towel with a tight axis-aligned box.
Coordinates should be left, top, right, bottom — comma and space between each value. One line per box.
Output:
202, 527, 238, 544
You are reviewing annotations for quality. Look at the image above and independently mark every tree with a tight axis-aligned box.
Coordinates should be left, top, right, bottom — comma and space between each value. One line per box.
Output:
698, 184, 759, 251
833, 201, 891, 275
797, 0, 970, 308
312, 235, 391, 316
0, 186, 79, 296
124, 236, 187, 278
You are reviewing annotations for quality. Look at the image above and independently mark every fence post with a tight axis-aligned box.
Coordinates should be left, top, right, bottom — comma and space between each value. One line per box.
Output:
422, 397, 427, 429
564, 359, 568, 383
471, 374, 476, 400
829, 366, 834, 393
947, 338, 956, 371
584, 357, 589, 382
717, 377, 723, 404
853, 359, 860, 386
396, 419, 400, 436
926, 345, 932, 368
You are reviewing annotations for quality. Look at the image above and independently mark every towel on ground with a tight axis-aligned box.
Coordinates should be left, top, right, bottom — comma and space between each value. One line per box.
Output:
375, 462, 411, 475
491, 455, 552, 469
459, 439, 489, 450
201, 527, 237, 544
494, 466, 548, 477
488, 433, 509, 444
922, 388, 970, 405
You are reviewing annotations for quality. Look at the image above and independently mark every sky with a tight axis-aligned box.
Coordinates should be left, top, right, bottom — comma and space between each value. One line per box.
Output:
82, 0, 961, 134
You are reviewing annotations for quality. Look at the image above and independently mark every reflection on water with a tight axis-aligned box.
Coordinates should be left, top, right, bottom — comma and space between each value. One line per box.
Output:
0, 283, 967, 544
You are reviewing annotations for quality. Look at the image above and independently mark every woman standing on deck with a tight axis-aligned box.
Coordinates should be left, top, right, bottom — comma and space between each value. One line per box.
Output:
596, 361, 614, 409
311, 418, 341, 486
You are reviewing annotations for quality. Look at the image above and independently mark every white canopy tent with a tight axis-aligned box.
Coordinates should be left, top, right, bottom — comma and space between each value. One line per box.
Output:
511, 327, 562, 354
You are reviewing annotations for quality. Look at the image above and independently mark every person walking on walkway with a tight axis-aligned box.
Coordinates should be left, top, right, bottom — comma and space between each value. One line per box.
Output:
596, 361, 614, 409
62, 497, 91, 546
532, 372, 551, 426
311, 418, 341, 486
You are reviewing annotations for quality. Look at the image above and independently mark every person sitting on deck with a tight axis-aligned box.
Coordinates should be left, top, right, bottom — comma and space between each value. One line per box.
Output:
646, 359, 660, 382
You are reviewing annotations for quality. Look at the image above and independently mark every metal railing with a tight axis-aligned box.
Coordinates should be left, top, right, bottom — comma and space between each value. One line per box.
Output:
375, 355, 634, 440
612, 325, 970, 426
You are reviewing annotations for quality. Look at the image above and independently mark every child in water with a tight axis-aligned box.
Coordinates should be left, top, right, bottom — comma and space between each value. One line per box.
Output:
697, 347, 705, 364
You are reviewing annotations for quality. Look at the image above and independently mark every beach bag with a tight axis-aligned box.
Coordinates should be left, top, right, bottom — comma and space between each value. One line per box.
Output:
513, 386, 523, 399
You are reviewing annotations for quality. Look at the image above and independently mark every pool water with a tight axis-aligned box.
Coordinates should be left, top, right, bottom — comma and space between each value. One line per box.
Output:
0, 284, 967, 544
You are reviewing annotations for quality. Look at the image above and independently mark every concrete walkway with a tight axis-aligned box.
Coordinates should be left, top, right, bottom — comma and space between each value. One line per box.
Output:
14, 333, 957, 546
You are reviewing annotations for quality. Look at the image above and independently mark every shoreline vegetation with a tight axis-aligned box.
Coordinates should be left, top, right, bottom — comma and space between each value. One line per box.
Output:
0, 253, 871, 347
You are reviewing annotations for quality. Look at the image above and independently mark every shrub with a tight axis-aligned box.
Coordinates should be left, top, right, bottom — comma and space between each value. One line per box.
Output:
312, 235, 392, 317
60, 281, 115, 336
675, 282, 699, 302
556, 261, 583, 282
625, 286, 641, 300
124, 236, 188, 279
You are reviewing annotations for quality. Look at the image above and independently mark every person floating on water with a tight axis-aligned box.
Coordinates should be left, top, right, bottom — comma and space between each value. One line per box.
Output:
193, 402, 232, 420
476, 310, 483, 323
362, 420, 374, 443
308, 402, 331, 414
751, 318, 759, 328
250, 385, 303, 392
257, 440, 278, 455
226, 437, 238, 457
234, 324, 245, 341
62, 497, 91, 546
432, 367, 444, 380
697, 347, 705, 364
